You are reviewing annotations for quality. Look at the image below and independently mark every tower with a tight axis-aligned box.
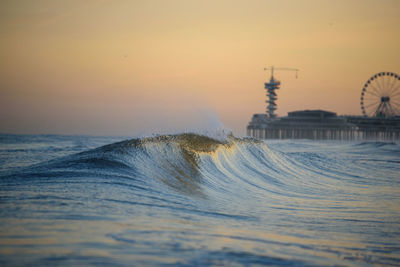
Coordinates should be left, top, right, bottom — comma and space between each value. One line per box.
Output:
265, 74, 281, 118
263, 66, 299, 118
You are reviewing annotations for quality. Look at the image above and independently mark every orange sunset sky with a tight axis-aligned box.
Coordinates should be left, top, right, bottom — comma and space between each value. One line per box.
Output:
1, 0, 400, 136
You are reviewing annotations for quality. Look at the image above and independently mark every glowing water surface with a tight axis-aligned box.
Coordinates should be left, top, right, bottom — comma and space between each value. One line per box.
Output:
0, 134, 399, 266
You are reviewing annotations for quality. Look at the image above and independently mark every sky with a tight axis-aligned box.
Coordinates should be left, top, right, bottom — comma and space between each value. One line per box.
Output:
1, 0, 400, 136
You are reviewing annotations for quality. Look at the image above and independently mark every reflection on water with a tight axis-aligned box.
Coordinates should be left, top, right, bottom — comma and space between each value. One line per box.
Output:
0, 134, 400, 266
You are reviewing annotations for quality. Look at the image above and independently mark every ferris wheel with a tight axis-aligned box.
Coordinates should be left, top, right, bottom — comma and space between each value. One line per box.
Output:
360, 72, 400, 117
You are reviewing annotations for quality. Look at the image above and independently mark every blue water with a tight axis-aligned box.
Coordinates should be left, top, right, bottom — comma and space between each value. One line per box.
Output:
0, 133, 399, 266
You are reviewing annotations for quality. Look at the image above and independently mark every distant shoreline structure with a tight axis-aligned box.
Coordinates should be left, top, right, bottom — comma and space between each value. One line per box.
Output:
247, 70, 400, 141
247, 110, 400, 141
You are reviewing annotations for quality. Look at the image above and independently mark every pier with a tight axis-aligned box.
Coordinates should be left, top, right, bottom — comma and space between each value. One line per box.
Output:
247, 110, 400, 141
247, 70, 400, 141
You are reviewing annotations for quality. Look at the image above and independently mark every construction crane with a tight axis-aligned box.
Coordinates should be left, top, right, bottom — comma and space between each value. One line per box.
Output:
263, 66, 299, 118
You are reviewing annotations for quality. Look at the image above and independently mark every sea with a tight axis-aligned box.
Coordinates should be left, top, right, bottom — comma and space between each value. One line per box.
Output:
0, 133, 399, 266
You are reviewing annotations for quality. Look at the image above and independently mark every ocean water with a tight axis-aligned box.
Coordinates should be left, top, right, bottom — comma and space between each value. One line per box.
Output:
0, 133, 399, 266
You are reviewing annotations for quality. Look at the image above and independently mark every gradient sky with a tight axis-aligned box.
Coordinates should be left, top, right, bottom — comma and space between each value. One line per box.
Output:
1, 0, 400, 136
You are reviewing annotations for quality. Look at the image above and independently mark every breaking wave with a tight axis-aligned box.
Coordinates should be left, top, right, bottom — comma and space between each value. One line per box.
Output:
1, 133, 400, 266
